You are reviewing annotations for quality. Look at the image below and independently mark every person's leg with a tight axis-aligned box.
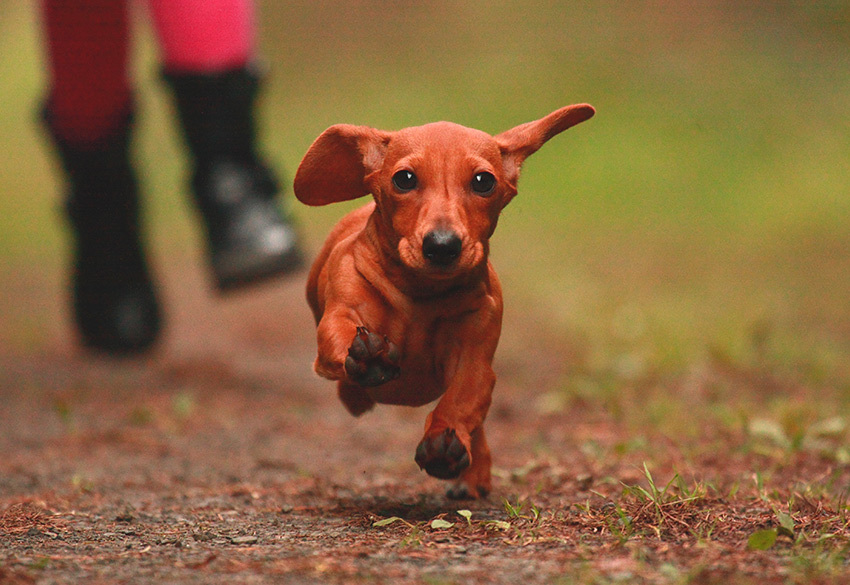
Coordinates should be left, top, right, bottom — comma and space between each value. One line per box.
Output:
43, 0, 132, 144
41, 0, 161, 354
149, 0, 301, 290
147, 0, 254, 72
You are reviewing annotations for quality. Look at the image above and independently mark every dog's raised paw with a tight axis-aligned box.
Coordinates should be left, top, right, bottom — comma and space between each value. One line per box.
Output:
344, 327, 401, 387
415, 428, 471, 480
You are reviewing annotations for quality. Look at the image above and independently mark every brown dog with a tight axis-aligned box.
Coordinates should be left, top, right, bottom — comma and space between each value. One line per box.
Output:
294, 104, 594, 498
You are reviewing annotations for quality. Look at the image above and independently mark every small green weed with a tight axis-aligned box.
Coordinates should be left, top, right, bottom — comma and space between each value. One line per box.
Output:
502, 498, 540, 522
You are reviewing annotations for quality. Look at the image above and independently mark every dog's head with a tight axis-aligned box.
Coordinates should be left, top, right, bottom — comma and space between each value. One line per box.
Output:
294, 104, 594, 278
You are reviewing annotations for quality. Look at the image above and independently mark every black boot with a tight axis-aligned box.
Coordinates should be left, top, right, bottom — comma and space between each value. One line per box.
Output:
43, 105, 162, 354
163, 65, 301, 291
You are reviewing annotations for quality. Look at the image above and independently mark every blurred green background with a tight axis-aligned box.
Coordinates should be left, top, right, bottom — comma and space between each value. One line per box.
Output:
0, 1, 848, 378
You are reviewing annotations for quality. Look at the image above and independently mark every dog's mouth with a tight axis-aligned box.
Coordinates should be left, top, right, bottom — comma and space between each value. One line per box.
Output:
398, 235, 486, 278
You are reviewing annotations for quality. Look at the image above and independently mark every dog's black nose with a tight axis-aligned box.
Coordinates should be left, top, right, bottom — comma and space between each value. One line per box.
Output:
422, 229, 462, 267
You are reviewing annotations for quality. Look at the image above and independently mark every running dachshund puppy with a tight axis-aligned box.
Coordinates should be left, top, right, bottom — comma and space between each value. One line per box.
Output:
294, 104, 595, 498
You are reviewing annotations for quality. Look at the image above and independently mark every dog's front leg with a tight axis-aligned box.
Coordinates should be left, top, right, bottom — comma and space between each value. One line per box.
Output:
415, 360, 496, 498
315, 306, 401, 415
314, 306, 360, 381
414, 308, 500, 498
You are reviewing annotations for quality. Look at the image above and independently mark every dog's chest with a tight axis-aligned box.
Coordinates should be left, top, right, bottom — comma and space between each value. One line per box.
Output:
363, 301, 481, 407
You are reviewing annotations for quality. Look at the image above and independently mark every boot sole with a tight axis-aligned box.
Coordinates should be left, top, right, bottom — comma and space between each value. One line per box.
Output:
213, 245, 304, 292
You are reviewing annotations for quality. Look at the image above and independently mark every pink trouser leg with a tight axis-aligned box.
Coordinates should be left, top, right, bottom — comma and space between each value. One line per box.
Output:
147, 0, 256, 73
42, 0, 132, 145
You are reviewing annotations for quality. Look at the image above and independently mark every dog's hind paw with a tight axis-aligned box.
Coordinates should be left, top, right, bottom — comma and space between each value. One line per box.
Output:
446, 481, 490, 500
344, 327, 401, 387
414, 428, 471, 480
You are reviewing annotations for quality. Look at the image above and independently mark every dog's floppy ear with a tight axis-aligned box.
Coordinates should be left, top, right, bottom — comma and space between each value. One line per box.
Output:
294, 124, 392, 206
495, 104, 595, 189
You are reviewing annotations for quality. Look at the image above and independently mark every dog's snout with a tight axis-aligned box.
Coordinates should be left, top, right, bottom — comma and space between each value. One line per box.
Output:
422, 229, 462, 267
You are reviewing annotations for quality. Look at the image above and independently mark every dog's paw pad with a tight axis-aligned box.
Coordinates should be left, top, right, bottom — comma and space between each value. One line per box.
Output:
344, 327, 400, 387
414, 428, 471, 480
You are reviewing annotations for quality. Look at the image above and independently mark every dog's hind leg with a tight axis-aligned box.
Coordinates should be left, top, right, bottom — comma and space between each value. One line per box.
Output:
337, 381, 376, 417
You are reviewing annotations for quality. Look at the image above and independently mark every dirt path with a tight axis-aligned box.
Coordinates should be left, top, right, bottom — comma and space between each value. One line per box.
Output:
1, 259, 848, 584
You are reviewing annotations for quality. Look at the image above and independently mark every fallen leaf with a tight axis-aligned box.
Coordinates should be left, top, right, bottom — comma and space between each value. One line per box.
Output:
776, 510, 795, 538
747, 529, 777, 551
373, 517, 403, 527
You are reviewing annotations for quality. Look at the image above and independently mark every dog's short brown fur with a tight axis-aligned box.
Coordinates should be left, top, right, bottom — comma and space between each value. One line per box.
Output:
294, 104, 594, 498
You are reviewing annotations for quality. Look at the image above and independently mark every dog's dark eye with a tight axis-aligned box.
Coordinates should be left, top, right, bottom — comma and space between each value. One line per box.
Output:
471, 172, 496, 195
392, 170, 417, 192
